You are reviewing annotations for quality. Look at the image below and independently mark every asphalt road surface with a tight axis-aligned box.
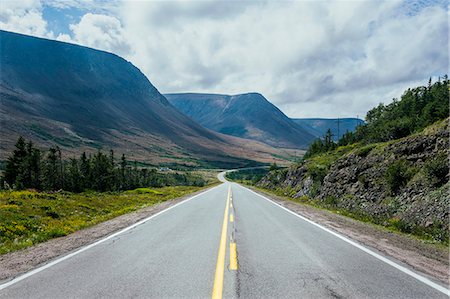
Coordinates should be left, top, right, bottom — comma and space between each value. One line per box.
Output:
0, 173, 448, 298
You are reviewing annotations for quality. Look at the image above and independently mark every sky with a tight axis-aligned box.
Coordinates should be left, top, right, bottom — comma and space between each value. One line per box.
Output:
0, 0, 448, 119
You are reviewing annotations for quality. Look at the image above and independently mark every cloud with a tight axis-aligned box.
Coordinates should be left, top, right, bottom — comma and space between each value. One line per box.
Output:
1, 0, 448, 118
0, 0, 53, 38
43, 0, 119, 11
65, 13, 131, 56
111, 0, 447, 118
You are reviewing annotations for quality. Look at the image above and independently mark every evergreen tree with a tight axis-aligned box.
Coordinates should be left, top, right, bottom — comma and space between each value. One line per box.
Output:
66, 158, 82, 192
4, 136, 28, 189
79, 152, 90, 190
2, 137, 207, 192
28, 142, 42, 189
120, 153, 127, 190
43, 147, 60, 190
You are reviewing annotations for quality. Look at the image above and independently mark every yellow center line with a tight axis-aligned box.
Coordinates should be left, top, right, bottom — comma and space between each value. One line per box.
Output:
212, 185, 231, 299
229, 214, 234, 222
230, 242, 238, 270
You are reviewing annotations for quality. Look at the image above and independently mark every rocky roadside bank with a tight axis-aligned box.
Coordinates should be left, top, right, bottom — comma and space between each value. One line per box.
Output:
258, 119, 449, 244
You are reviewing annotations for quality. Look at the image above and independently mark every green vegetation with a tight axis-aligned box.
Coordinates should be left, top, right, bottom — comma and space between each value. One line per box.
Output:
304, 77, 449, 158
0, 186, 209, 254
254, 78, 449, 245
303, 129, 337, 159
258, 121, 449, 244
354, 77, 449, 144
225, 168, 270, 184
0, 138, 220, 254
384, 159, 415, 195
424, 153, 448, 188
2, 137, 207, 192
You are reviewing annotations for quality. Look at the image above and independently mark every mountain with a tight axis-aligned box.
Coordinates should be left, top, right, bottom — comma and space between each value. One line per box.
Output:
0, 30, 297, 167
165, 93, 315, 149
292, 118, 364, 141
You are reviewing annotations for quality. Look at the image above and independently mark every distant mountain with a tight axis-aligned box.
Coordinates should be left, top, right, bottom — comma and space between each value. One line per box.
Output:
292, 118, 364, 141
165, 93, 315, 149
0, 30, 295, 167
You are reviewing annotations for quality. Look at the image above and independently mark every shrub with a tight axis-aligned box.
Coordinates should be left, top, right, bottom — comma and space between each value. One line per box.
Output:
308, 164, 328, 184
385, 159, 414, 194
355, 144, 376, 157
324, 196, 338, 207
388, 217, 412, 233
424, 154, 448, 188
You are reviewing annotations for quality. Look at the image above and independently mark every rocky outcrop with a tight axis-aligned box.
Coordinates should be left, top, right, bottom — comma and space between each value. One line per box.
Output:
258, 119, 449, 242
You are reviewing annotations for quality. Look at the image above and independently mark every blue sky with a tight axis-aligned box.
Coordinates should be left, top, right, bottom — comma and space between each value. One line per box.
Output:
42, 6, 82, 35
1, 0, 448, 118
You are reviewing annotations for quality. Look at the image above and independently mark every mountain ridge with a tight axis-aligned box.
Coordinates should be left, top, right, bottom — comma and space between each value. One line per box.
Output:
165, 92, 315, 149
292, 118, 364, 141
0, 30, 298, 167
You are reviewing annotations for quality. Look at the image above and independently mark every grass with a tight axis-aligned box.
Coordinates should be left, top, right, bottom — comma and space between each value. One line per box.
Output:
0, 185, 213, 254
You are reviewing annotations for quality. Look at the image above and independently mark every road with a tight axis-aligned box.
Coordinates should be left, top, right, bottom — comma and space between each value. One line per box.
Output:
0, 173, 448, 298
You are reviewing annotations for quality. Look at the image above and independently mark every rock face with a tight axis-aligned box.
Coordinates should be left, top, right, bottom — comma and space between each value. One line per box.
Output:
258, 119, 449, 241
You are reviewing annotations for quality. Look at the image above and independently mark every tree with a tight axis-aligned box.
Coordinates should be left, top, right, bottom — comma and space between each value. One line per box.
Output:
66, 158, 82, 192
119, 153, 127, 190
27, 142, 42, 189
91, 151, 111, 192
4, 136, 28, 189
269, 162, 278, 171
2, 137, 207, 192
79, 152, 90, 190
323, 129, 336, 150
43, 147, 61, 190
338, 76, 449, 145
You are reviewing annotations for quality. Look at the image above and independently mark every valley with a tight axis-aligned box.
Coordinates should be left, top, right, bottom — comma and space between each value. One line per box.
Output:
166, 92, 315, 149
0, 30, 300, 168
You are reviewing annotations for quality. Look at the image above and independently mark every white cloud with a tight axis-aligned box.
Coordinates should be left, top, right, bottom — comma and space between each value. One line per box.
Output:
110, 0, 447, 118
65, 13, 130, 56
1, 0, 448, 118
0, 0, 53, 38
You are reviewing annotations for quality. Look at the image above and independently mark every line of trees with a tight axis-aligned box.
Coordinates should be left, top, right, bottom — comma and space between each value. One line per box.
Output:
304, 76, 449, 158
2, 137, 206, 192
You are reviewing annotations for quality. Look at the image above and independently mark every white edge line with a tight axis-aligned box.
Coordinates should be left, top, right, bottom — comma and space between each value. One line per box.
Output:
0, 184, 224, 291
239, 184, 449, 296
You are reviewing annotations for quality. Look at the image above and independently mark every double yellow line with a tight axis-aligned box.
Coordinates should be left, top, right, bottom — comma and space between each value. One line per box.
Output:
212, 185, 238, 299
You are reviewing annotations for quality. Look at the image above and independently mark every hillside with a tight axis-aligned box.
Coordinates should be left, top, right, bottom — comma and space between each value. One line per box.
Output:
165, 93, 315, 149
258, 119, 449, 243
0, 30, 297, 167
256, 78, 449, 243
292, 118, 364, 140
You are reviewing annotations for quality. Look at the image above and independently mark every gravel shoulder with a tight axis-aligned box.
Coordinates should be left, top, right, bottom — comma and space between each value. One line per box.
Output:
246, 186, 449, 285
0, 185, 218, 282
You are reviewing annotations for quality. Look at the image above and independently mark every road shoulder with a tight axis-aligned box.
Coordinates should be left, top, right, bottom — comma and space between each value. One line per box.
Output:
243, 185, 449, 285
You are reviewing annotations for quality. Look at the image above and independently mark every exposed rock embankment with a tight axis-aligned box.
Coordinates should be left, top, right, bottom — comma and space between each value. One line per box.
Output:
258, 120, 449, 242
